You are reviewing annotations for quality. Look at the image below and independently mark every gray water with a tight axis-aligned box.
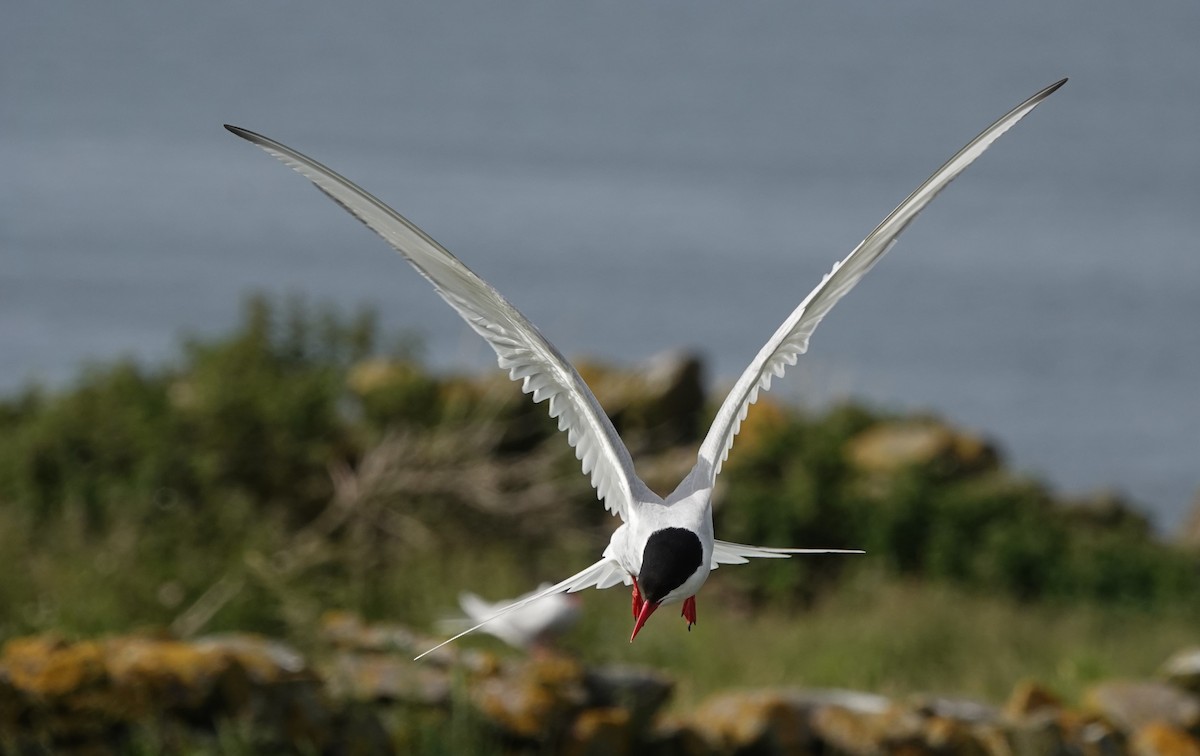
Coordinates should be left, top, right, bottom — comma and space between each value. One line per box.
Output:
4, 2, 1198, 529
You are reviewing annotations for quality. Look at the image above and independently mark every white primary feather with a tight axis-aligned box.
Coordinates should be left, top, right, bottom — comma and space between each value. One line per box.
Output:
224, 125, 647, 520
710, 540, 865, 568
695, 78, 1067, 484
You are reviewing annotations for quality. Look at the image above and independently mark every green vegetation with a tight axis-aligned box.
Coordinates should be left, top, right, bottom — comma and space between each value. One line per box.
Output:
575, 569, 1199, 709
2, 294, 1197, 709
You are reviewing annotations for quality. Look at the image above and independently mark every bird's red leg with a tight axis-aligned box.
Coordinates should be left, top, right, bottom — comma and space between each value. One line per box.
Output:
682, 596, 697, 630
631, 576, 644, 619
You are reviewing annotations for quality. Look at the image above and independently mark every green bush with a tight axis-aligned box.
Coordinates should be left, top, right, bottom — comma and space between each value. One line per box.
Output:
0, 295, 391, 529
715, 404, 1200, 610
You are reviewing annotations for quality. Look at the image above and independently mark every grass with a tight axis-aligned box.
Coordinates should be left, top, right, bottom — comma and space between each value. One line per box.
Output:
505, 567, 1197, 711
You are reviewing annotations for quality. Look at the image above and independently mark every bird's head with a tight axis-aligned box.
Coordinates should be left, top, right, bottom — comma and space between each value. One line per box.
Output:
631, 527, 703, 641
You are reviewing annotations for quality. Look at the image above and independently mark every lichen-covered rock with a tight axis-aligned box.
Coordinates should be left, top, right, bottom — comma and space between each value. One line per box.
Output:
319, 611, 498, 674
0, 665, 21, 727
15, 617, 1200, 756
1085, 680, 1200, 734
908, 697, 1001, 756
1162, 649, 1200, 695
3, 635, 107, 699
1005, 680, 1065, 721
320, 609, 425, 655
847, 419, 998, 478
1132, 722, 1200, 756
1, 635, 114, 743
1002, 714, 1071, 756
689, 688, 1009, 756
648, 717, 715, 756
0, 632, 373, 755
576, 351, 706, 449
921, 715, 995, 756
1059, 489, 1152, 535
688, 689, 815, 754
104, 636, 244, 715
913, 695, 1000, 725
583, 664, 673, 731
471, 653, 587, 741
325, 650, 453, 706
563, 707, 633, 756
1175, 487, 1200, 548
194, 632, 308, 682
347, 357, 441, 425
719, 395, 790, 467
809, 701, 925, 755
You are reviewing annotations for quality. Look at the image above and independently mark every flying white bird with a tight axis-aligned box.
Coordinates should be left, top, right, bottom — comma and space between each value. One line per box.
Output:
227, 78, 1066, 660
441, 584, 583, 652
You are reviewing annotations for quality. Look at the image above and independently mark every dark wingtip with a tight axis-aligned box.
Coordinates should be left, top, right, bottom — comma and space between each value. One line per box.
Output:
224, 124, 257, 141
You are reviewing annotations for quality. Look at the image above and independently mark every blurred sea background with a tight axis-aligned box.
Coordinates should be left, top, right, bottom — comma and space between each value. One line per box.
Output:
3, 1, 1198, 531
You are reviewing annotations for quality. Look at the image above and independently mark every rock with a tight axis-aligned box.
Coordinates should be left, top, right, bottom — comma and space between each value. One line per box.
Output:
847, 419, 998, 478
688, 689, 815, 754
913, 695, 1000, 725
1175, 488, 1200, 547
923, 715, 998, 756
718, 395, 790, 467
0, 635, 112, 743
0, 632, 372, 754
648, 717, 715, 756
809, 701, 924, 756
576, 352, 706, 450
1005, 680, 1065, 720
104, 635, 244, 715
107, 633, 335, 749
800, 688, 893, 715
1002, 714, 1071, 756
347, 358, 441, 424
325, 650, 452, 706
689, 688, 893, 755
634, 445, 707, 498
1059, 489, 1152, 535
319, 610, 441, 659
1077, 719, 1126, 756
1085, 680, 1200, 734
906, 697, 1001, 756
24, 619, 1200, 756
563, 707, 633, 756
3, 635, 107, 699
1132, 722, 1200, 756
1162, 648, 1200, 695
471, 653, 587, 741
583, 664, 674, 731
193, 632, 308, 681
321, 610, 417, 652
0, 665, 21, 727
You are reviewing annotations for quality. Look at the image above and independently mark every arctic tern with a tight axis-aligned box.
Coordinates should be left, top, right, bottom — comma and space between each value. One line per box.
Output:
226, 77, 1066, 660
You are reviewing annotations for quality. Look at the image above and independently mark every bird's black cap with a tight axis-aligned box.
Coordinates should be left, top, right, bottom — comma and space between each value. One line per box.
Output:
639, 528, 703, 604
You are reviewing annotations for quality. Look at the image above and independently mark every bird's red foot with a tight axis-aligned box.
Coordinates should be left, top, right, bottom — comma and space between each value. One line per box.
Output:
682, 596, 697, 630
631, 577, 644, 620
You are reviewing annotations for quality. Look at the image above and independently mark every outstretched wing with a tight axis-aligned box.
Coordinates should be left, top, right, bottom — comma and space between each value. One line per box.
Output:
414, 557, 621, 660
695, 79, 1066, 483
710, 539, 863, 569
227, 126, 648, 519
